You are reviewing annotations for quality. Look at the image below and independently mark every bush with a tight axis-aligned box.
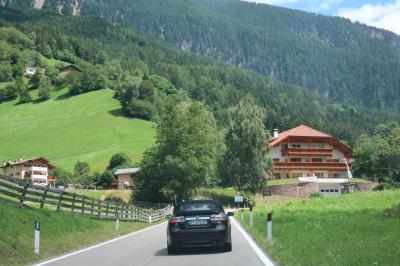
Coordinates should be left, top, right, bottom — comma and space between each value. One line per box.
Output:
126, 99, 156, 120
384, 204, 400, 218
0, 84, 18, 102
309, 192, 323, 198
104, 193, 125, 204
373, 183, 392, 191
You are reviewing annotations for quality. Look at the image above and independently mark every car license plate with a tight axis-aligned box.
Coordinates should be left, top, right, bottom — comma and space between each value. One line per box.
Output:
188, 219, 208, 225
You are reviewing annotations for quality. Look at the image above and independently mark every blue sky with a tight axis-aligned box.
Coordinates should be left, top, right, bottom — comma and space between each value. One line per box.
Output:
243, 0, 400, 34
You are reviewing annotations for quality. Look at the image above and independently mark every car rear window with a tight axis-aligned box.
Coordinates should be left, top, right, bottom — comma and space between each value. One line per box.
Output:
176, 202, 222, 214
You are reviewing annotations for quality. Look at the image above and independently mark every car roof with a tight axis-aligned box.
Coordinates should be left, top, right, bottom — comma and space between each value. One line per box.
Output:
176, 200, 222, 206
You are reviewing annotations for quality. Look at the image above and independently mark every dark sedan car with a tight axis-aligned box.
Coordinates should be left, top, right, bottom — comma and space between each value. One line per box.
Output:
167, 200, 233, 254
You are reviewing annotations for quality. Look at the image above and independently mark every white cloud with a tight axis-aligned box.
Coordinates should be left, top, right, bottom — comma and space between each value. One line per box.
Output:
241, 0, 300, 4
338, 1, 400, 35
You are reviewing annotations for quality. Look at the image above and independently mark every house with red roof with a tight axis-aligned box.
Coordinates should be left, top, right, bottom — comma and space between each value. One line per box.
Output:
269, 125, 353, 181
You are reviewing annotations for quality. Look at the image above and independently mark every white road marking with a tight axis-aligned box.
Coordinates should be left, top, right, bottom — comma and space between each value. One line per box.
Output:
231, 217, 275, 266
33, 222, 167, 266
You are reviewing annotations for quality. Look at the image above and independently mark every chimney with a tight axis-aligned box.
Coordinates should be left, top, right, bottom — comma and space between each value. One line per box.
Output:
273, 129, 279, 138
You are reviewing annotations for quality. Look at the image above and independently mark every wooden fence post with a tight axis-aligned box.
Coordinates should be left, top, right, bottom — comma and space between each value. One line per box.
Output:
81, 197, 85, 215
71, 193, 76, 213
57, 191, 64, 211
90, 198, 95, 216
98, 199, 101, 217
40, 186, 49, 209
115, 203, 119, 218
19, 182, 30, 207
125, 204, 128, 220
106, 202, 109, 218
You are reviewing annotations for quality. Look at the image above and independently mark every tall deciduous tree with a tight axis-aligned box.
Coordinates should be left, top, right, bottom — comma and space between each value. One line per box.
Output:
220, 96, 272, 195
133, 101, 222, 202
38, 76, 52, 100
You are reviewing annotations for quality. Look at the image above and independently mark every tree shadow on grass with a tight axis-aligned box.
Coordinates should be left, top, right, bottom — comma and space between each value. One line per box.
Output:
55, 92, 72, 101
108, 108, 133, 119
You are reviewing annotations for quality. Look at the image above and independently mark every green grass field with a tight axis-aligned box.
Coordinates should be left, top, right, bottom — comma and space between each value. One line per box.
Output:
239, 190, 400, 265
72, 189, 132, 202
0, 203, 154, 266
0, 87, 155, 172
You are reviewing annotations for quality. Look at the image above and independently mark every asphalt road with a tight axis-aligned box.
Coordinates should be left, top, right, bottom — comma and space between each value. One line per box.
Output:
36, 218, 272, 266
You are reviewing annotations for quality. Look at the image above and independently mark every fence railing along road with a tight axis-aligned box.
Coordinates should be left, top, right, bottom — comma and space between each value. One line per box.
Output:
0, 175, 173, 223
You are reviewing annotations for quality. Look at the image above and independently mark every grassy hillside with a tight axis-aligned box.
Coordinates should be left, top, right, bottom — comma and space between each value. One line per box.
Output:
0, 87, 155, 172
239, 190, 400, 265
0, 203, 152, 266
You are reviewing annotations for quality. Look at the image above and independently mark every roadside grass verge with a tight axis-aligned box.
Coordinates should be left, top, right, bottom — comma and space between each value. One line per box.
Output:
0, 203, 156, 266
238, 190, 400, 265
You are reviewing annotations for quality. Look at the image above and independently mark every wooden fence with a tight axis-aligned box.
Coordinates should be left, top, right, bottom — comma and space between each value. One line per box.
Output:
0, 175, 173, 223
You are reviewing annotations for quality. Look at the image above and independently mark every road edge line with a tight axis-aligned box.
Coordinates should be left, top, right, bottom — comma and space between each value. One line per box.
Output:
33, 221, 167, 266
231, 217, 275, 266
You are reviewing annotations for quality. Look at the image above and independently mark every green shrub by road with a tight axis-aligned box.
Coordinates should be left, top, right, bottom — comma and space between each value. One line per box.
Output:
0, 87, 155, 172
239, 190, 400, 265
0, 203, 154, 266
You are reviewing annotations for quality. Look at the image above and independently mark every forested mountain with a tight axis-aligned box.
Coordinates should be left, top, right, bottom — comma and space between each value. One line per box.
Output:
0, 7, 397, 145
3, 0, 400, 112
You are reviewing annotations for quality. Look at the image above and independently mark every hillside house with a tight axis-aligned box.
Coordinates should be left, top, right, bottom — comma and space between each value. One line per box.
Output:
24, 65, 45, 76
114, 168, 140, 190
60, 64, 82, 74
269, 125, 353, 180
1, 157, 56, 187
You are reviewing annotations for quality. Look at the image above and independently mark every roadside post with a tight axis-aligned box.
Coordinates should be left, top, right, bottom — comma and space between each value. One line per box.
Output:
267, 212, 272, 242
241, 208, 244, 221
249, 204, 253, 227
116, 215, 120, 231
34, 218, 40, 255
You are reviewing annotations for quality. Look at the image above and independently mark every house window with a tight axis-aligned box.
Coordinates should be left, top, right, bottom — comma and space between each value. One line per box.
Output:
332, 159, 340, 163
290, 158, 302, 162
273, 158, 280, 162
320, 189, 325, 192
292, 173, 303, 178
315, 172, 324, 178
291, 144, 301, 148
312, 158, 323, 162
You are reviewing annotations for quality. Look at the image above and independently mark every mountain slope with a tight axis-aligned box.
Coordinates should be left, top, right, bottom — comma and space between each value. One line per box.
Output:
10, 0, 399, 112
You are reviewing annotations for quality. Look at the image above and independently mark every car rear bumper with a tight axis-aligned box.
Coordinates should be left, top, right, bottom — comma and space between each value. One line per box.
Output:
169, 228, 228, 247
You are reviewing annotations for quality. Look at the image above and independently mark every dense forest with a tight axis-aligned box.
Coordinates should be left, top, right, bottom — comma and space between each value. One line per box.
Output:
3, 0, 400, 112
0, 7, 398, 146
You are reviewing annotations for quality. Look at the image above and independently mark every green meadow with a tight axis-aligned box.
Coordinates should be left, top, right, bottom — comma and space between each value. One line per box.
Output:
239, 190, 400, 265
0, 87, 155, 172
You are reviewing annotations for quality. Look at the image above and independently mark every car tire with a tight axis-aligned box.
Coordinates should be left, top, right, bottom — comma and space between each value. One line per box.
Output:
225, 242, 232, 252
167, 245, 177, 255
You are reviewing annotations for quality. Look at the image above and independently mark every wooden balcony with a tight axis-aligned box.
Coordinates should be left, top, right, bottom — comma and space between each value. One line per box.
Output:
274, 162, 348, 170
281, 147, 333, 156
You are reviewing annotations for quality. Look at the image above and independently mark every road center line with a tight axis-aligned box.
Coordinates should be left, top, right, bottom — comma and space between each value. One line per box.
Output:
231, 217, 275, 266
33, 221, 167, 266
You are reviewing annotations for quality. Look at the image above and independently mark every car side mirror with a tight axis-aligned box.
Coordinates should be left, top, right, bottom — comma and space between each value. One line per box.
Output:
227, 212, 234, 217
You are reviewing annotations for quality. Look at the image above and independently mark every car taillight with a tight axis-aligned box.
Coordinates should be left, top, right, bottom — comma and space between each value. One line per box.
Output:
210, 214, 227, 222
169, 216, 185, 224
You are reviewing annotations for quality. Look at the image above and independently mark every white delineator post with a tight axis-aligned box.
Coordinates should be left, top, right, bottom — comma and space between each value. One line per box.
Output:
267, 212, 272, 242
116, 215, 120, 231
241, 209, 244, 221
34, 218, 40, 255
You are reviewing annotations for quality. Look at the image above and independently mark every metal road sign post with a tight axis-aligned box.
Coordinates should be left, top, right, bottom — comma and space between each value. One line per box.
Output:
267, 212, 272, 242
34, 218, 40, 255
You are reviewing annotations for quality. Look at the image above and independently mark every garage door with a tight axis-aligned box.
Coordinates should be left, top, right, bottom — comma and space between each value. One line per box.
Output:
319, 184, 340, 196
